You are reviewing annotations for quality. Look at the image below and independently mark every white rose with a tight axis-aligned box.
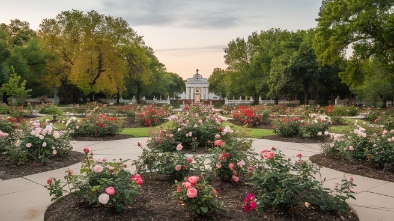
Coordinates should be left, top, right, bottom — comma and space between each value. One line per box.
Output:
98, 193, 110, 204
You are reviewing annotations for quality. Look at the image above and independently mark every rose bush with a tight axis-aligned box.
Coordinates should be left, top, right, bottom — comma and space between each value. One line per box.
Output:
173, 175, 223, 216
67, 114, 124, 137
45, 148, 142, 212
1, 120, 72, 164
247, 148, 357, 214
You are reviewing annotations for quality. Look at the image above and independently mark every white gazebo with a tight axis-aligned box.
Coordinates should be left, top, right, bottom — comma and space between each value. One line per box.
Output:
185, 69, 209, 102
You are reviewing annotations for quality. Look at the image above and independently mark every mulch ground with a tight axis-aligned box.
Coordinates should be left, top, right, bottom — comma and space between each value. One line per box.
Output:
44, 175, 358, 221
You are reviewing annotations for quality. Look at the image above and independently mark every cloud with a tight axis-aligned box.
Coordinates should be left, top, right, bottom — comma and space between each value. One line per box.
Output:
155, 45, 226, 57
99, 0, 243, 29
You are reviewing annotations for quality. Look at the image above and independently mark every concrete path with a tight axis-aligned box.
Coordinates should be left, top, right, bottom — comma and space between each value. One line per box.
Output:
0, 138, 393, 221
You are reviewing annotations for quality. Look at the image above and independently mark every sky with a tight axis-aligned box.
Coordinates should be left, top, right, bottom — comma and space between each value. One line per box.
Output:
0, 0, 322, 80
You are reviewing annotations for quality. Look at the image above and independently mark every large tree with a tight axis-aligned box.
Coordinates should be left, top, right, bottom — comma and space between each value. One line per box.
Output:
224, 29, 291, 103
313, 0, 394, 81
38, 10, 143, 103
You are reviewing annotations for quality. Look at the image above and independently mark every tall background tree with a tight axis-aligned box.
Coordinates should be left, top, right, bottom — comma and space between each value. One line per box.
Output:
314, 0, 394, 107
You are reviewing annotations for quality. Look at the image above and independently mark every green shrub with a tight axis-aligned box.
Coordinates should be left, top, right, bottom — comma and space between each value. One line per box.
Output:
248, 148, 356, 214
67, 114, 124, 137
46, 148, 143, 212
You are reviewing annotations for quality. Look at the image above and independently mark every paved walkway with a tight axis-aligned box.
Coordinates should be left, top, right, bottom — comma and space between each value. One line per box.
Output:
0, 138, 393, 221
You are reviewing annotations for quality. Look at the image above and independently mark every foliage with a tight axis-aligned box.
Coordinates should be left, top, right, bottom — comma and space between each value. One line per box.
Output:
324, 105, 359, 117
39, 104, 62, 120
67, 114, 124, 137
45, 148, 143, 212
248, 148, 356, 214
0, 70, 32, 105
132, 143, 206, 181
0, 102, 9, 114
173, 175, 224, 216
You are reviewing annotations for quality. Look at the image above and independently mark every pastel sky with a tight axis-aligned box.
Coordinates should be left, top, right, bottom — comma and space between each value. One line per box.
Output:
0, 0, 322, 79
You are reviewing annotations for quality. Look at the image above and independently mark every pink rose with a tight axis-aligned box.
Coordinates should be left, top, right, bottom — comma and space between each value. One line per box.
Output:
176, 186, 181, 192
47, 178, 52, 185
232, 175, 239, 182
83, 148, 89, 154
182, 182, 192, 189
261, 150, 274, 159
237, 160, 245, 167
212, 189, 218, 195
228, 162, 235, 170
349, 146, 354, 151
296, 153, 303, 158
93, 165, 103, 173
186, 187, 198, 198
176, 144, 183, 151
105, 186, 115, 195
68, 169, 73, 175
26, 143, 32, 148
187, 176, 199, 185
175, 165, 181, 171
216, 162, 222, 169
329, 143, 335, 148
215, 134, 220, 139
186, 157, 193, 163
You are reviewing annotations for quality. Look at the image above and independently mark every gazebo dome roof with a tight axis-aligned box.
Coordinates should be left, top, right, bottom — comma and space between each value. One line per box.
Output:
186, 69, 209, 84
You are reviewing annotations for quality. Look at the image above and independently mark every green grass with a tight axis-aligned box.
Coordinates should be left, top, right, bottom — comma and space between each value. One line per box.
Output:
120, 127, 151, 137
329, 118, 370, 135
119, 121, 275, 138
222, 121, 275, 138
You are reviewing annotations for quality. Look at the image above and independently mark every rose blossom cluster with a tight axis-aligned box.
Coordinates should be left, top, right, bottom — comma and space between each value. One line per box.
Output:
260, 149, 275, 159
130, 174, 143, 186
243, 193, 257, 212
178, 176, 200, 198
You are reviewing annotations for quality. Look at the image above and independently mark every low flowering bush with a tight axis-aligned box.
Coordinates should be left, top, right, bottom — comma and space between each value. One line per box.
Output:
148, 105, 224, 151
247, 148, 357, 214
67, 114, 124, 137
136, 105, 171, 126
231, 106, 270, 127
273, 116, 301, 137
1, 120, 72, 164
209, 134, 253, 182
132, 142, 206, 180
274, 115, 331, 139
322, 126, 394, 169
173, 176, 223, 216
45, 148, 143, 212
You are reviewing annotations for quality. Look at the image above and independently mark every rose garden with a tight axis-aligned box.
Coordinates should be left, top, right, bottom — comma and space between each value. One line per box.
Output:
1, 102, 393, 220
1, 1, 394, 220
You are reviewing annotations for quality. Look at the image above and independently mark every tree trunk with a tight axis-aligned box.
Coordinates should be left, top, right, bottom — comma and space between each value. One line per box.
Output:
253, 93, 259, 105
303, 80, 309, 105
116, 89, 120, 105
2, 92, 8, 104
382, 95, 387, 108
275, 96, 279, 105
136, 82, 141, 104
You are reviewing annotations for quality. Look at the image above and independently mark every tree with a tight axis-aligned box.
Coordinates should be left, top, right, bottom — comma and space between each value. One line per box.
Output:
208, 68, 226, 98
313, 0, 394, 82
38, 10, 144, 103
0, 67, 31, 105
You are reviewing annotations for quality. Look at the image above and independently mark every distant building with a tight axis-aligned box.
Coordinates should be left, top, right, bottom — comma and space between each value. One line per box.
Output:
178, 69, 221, 101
